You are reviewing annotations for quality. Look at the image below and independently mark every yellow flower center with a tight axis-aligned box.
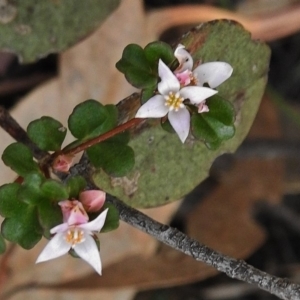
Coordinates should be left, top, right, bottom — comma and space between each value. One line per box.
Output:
164, 92, 184, 111
65, 228, 85, 247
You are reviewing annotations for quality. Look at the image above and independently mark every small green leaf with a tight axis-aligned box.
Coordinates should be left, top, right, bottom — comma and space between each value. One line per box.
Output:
41, 179, 69, 201
100, 203, 119, 233
2, 143, 40, 177
161, 118, 175, 134
68, 100, 117, 140
192, 113, 235, 148
191, 96, 235, 149
1, 206, 42, 249
87, 135, 135, 177
27, 116, 67, 151
205, 95, 236, 126
116, 44, 157, 89
125, 70, 157, 89
0, 183, 25, 218
66, 176, 87, 199
144, 41, 175, 69
38, 201, 62, 238
18, 173, 45, 205
0, 233, 6, 254
141, 86, 156, 104
116, 44, 150, 73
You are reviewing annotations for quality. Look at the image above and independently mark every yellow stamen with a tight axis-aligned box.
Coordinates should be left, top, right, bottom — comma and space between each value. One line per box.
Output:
164, 92, 184, 112
65, 228, 85, 246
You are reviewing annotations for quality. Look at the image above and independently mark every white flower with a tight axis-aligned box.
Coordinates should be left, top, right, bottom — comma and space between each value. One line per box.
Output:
36, 208, 108, 275
174, 44, 233, 88
135, 59, 217, 143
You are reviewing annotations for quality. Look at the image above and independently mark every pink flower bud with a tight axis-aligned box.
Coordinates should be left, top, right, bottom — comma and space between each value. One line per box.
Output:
52, 154, 74, 173
59, 200, 89, 226
197, 101, 209, 113
79, 190, 106, 212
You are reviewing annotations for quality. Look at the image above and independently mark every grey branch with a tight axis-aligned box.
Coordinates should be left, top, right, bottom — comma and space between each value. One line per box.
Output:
1, 105, 300, 300
106, 194, 300, 300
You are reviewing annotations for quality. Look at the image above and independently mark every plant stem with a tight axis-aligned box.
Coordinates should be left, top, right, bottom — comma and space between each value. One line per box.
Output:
47, 118, 145, 165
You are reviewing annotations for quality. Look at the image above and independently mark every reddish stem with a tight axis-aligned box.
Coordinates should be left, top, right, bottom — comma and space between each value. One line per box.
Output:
54, 118, 145, 159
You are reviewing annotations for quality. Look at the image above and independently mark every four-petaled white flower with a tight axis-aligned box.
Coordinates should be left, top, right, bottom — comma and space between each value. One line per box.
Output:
36, 208, 108, 275
135, 59, 217, 143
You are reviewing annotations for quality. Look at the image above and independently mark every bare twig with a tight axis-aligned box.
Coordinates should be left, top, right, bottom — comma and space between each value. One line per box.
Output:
105, 194, 300, 300
0, 106, 49, 160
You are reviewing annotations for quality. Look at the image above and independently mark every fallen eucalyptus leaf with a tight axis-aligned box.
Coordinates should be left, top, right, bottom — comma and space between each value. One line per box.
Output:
0, 0, 120, 63
94, 20, 271, 208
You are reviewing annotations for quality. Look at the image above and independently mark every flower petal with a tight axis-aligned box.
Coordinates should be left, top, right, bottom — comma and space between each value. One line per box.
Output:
174, 44, 193, 73
79, 208, 109, 232
50, 222, 69, 234
135, 95, 168, 118
180, 86, 217, 104
168, 108, 190, 143
157, 59, 180, 95
175, 69, 192, 86
193, 62, 233, 88
74, 233, 102, 275
67, 201, 89, 226
36, 232, 70, 263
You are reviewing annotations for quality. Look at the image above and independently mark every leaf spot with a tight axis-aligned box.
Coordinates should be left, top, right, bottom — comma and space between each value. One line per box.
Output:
111, 171, 140, 197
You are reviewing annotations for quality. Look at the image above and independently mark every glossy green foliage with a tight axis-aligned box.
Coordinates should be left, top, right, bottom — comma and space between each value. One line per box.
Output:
66, 176, 87, 199
40, 179, 69, 201
95, 20, 271, 207
1, 207, 42, 249
27, 117, 67, 151
0, 0, 120, 62
68, 100, 134, 176
116, 41, 175, 89
87, 133, 135, 177
100, 203, 119, 233
68, 100, 118, 140
191, 95, 235, 149
0, 175, 68, 249
0, 182, 43, 248
2, 143, 39, 177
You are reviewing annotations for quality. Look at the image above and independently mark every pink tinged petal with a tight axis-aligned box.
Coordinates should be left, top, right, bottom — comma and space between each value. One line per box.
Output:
50, 222, 69, 234
168, 108, 190, 143
174, 44, 193, 73
36, 232, 70, 263
74, 233, 102, 275
157, 59, 180, 95
135, 95, 168, 118
79, 190, 106, 212
180, 86, 217, 105
79, 208, 109, 232
67, 201, 89, 226
193, 62, 233, 88
175, 70, 192, 86
59, 200, 79, 223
